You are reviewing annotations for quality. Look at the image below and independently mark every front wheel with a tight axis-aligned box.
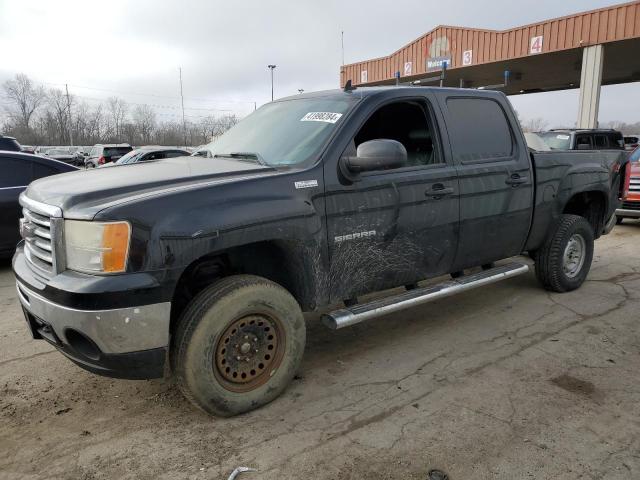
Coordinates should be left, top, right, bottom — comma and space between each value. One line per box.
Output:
535, 214, 594, 293
172, 275, 306, 416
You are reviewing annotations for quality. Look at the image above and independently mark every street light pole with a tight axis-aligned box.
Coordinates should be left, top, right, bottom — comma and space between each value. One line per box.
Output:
267, 64, 276, 101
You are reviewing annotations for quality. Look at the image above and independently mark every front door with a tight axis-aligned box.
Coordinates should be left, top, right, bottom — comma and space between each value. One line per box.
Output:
323, 96, 460, 302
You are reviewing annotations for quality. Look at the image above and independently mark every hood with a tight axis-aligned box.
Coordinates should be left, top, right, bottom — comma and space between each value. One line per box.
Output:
631, 162, 640, 176
25, 156, 273, 219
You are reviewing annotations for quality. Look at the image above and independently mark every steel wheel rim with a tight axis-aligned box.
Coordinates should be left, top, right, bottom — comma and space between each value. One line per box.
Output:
213, 313, 285, 393
562, 233, 586, 278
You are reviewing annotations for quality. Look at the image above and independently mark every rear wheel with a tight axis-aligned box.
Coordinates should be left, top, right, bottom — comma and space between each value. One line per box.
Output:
172, 275, 306, 416
535, 214, 594, 293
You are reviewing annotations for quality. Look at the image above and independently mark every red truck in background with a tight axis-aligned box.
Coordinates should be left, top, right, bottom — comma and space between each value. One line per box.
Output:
617, 147, 640, 224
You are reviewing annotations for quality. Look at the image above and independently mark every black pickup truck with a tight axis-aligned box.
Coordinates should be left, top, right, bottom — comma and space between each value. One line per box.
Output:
13, 87, 630, 416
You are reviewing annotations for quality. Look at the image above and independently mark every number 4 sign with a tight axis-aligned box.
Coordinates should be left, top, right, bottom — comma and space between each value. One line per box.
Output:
530, 35, 543, 54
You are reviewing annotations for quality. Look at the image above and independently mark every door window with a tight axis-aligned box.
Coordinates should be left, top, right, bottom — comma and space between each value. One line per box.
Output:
576, 135, 592, 149
0, 156, 32, 187
33, 162, 61, 179
445, 97, 514, 163
594, 135, 608, 149
354, 100, 441, 168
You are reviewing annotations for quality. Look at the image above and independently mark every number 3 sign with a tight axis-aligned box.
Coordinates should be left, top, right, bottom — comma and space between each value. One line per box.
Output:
462, 50, 473, 66
530, 36, 543, 54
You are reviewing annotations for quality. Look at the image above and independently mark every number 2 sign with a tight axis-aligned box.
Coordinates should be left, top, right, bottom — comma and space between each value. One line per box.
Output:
530, 36, 543, 54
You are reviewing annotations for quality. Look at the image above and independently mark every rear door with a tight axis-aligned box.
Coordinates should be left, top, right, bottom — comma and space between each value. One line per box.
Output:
436, 93, 534, 269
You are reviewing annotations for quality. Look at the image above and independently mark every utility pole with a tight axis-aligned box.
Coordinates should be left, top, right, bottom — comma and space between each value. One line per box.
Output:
254, 102, 257, 111
179, 67, 187, 147
267, 65, 276, 101
65, 84, 73, 146
341, 31, 345, 67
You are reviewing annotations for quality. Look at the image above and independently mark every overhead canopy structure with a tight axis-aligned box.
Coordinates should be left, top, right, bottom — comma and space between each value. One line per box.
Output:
340, 1, 640, 128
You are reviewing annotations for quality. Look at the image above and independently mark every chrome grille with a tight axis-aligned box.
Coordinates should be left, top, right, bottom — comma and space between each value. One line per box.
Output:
630, 176, 640, 193
19, 194, 64, 277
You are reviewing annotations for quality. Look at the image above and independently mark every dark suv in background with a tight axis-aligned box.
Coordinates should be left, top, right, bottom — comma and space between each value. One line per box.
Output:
85, 144, 133, 168
537, 129, 624, 151
0, 135, 22, 152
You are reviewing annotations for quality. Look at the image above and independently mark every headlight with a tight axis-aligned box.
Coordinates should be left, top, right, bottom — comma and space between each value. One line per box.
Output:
64, 220, 131, 273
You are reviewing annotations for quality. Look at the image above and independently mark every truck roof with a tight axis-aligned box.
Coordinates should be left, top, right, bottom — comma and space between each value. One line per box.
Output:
277, 86, 507, 102
548, 128, 621, 134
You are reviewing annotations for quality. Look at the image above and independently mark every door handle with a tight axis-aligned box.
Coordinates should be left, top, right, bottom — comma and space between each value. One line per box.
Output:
505, 174, 528, 186
427, 184, 454, 198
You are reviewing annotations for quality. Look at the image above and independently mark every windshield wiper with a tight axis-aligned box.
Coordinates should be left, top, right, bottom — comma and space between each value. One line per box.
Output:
214, 152, 267, 166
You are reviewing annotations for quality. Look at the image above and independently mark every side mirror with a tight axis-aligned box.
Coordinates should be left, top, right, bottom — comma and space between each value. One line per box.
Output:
577, 143, 592, 150
344, 139, 407, 174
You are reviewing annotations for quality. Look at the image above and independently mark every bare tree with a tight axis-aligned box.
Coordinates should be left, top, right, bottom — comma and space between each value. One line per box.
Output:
132, 104, 156, 144
521, 117, 549, 133
2, 73, 46, 131
47, 88, 73, 143
107, 97, 128, 141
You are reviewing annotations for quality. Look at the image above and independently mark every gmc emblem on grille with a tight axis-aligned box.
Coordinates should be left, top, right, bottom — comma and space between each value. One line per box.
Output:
19, 218, 36, 240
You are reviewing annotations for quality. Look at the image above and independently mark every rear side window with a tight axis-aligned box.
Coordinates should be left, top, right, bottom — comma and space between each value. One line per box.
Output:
445, 98, 514, 163
610, 133, 624, 149
166, 151, 188, 158
104, 147, 132, 157
33, 162, 62, 179
0, 156, 32, 187
576, 135, 592, 149
594, 135, 607, 148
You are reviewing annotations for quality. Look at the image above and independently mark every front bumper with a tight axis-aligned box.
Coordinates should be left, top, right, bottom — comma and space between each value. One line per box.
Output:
13, 246, 172, 380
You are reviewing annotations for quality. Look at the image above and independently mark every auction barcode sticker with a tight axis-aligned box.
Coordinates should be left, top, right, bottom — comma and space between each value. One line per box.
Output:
300, 112, 343, 124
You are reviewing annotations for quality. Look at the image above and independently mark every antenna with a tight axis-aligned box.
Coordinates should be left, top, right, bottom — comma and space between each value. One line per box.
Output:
179, 67, 186, 147
344, 79, 356, 92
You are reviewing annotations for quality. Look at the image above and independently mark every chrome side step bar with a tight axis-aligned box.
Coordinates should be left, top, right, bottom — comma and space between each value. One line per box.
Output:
322, 262, 529, 330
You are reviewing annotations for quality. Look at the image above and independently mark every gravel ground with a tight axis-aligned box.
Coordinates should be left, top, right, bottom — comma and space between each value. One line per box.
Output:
1, 222, 639, 480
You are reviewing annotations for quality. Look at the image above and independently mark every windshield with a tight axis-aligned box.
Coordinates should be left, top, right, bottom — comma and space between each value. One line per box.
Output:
48, 149, 68, 155
200, 96, 356, 166
115, 150, 145, 164
538, 132, 571, 150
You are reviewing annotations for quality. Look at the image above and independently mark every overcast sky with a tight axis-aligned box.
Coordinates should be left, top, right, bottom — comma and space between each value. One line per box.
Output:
0, 0, 637, 126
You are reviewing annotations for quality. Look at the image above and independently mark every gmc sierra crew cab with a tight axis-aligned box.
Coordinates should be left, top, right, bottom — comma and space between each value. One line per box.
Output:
13, 87, 631, 416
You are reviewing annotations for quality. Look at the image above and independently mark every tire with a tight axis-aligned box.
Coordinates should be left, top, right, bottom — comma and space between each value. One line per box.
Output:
172, 274, 306, 416
535, 214, 594, 293
616, 216, 624, 225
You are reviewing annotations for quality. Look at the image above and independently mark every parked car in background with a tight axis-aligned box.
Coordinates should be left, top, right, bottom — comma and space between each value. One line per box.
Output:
537, 129, 624, 151
624, 134, 639, 151
45, 148, 80, 166
0, 152, 77, 258
85, 144, 133, 168
21, 145, 36, 154
191, 145, 213, 158
616, 147, 640, 224
0, 135, 22, 152
101, 146, 191, 167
